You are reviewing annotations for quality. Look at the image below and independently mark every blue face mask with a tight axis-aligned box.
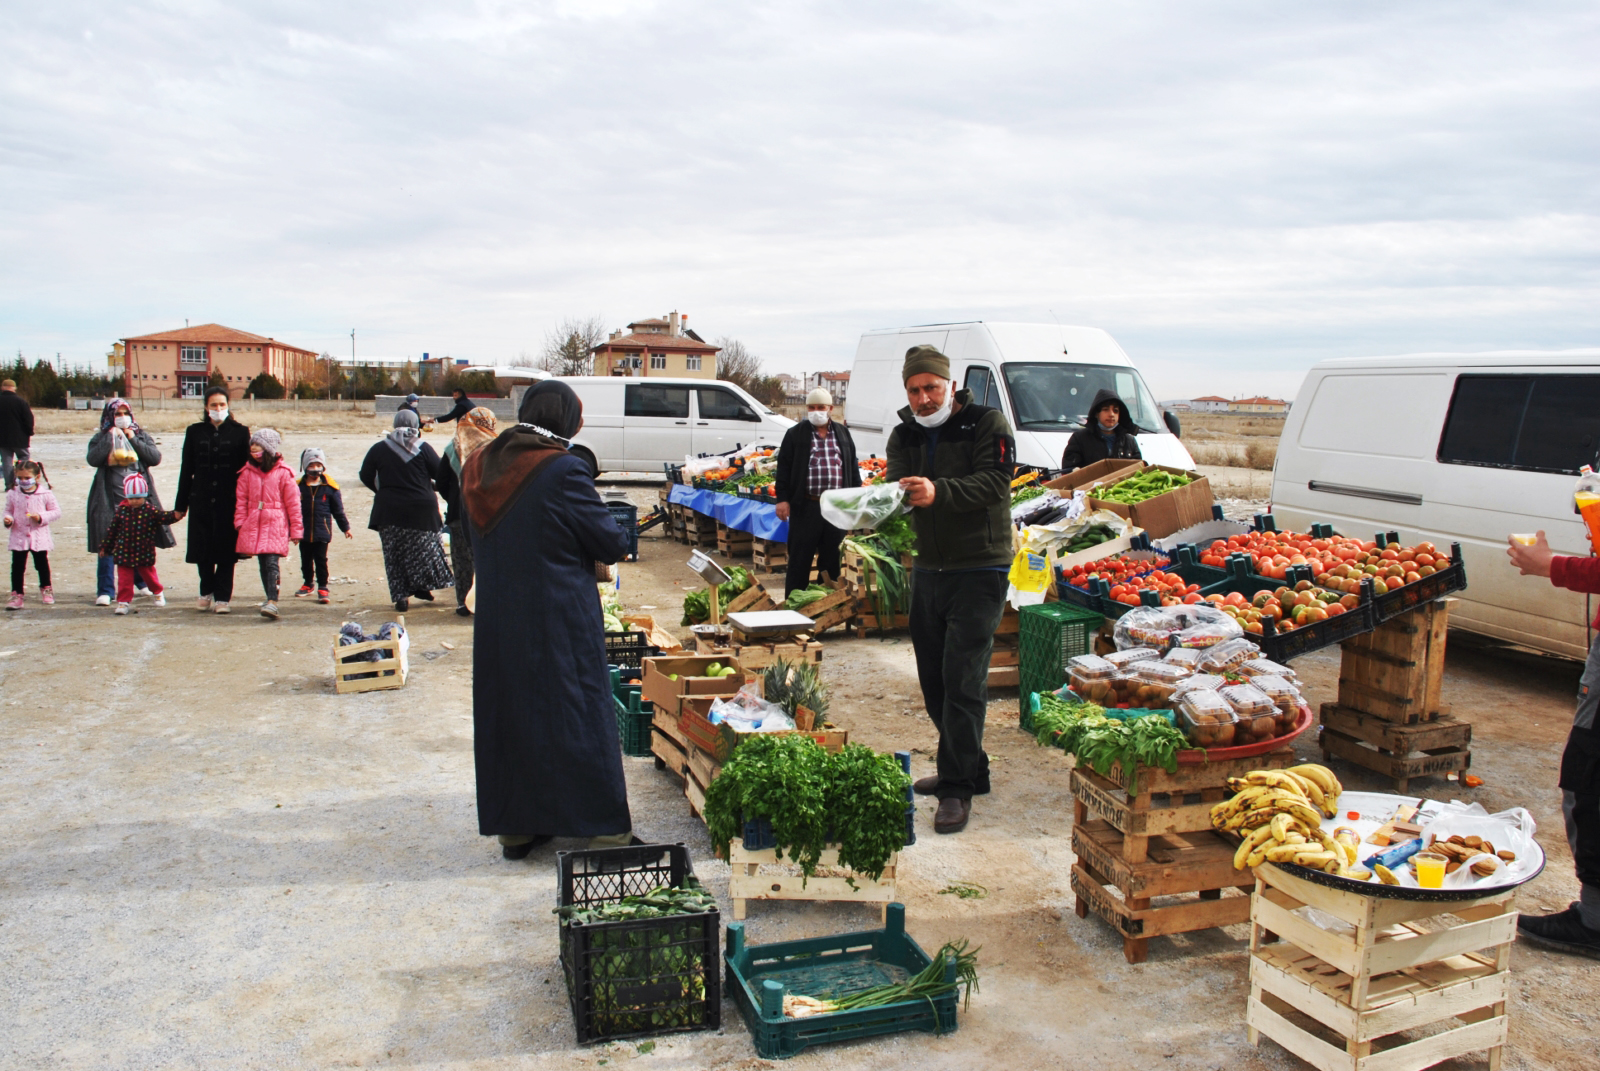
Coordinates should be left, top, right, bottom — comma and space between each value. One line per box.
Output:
17, 478, 36, 492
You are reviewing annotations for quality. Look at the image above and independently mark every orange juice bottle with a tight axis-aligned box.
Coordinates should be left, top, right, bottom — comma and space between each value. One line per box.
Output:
1576, 465, 1600, 555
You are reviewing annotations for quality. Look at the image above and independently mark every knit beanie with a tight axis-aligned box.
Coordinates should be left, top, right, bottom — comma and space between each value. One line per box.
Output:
250, 428, 283, 457
122, 471, 149, 498
300, 447, 327, 472
805, 387, 833, 406
902, 345, 951, 383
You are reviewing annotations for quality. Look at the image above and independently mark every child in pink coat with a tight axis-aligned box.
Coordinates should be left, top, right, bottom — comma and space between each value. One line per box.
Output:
234, 428, 303, 620
5, 460, 61, 609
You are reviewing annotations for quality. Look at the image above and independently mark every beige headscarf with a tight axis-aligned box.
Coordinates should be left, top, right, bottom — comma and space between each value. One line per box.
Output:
449, 407, 498, 474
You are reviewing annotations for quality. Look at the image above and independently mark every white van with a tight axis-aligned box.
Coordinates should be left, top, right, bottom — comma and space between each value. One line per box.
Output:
843, 322, 1194, 471
524, 377, 793, 476
1270, 351, 1600, 660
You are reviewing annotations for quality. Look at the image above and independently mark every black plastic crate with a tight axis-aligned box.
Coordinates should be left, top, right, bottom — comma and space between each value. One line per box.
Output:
558, 843, 721, 1044
603, 630, 658, 671
605, 502, 640, 561
1370, 540, 1467, 624
1195, 570, 1378, 663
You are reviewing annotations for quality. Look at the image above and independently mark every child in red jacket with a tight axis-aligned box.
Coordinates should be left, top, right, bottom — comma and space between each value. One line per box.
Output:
100, 471, 180, 615
1508, 530, 1600, 957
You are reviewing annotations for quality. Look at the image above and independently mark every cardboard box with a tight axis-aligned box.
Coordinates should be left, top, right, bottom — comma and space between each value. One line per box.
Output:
1043, 458, 1146, 495
1088, 465, 1214, 540
641, 655, 751, 716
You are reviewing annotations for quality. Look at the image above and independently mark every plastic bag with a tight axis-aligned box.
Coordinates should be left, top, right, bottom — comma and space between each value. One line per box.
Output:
1006, 549, 1053, 609
1113, 603, 1242, 652
820, 484, 908, 531
707, 684, 796, 732
108, 426, 138, 467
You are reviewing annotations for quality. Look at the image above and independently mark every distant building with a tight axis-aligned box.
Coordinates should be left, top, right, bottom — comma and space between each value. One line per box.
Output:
776, 374, 803, 396
106, 342, 125, 373
1189, 395, 1231, 413
591, 311, 720, 379
120, 323, 317, 399
1228, 396, 1289, 414
805, 370, 851, 405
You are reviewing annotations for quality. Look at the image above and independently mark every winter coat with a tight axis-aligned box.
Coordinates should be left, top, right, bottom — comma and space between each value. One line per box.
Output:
359, 440, 443, 532
774, 419, 862, 506
100, 501, 181, 568
1060, 387, 1143, 472
298, 477, 350, 543
174, 417, 251, 565
5, 485, 61, 552
884, 389, 1017, 572
234, 459, 304, 556
0, 390, 33, 451
86, 426, 170, 554
434, 396, 475, 424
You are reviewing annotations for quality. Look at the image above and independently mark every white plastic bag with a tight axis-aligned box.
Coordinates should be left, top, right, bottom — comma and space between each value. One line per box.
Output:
108, 426, 138, 467
707, 684, 795, 732
820, 484, 909, 530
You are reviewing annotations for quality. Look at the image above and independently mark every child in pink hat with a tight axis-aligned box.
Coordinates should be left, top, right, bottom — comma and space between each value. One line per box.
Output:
99, 471, 180, 615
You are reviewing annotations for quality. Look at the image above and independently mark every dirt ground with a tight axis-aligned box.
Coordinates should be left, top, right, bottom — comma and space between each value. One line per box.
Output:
1, 428, 1594, 1070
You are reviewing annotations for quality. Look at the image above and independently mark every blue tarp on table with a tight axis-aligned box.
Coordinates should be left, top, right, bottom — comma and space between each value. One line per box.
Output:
668, 483, 788, 542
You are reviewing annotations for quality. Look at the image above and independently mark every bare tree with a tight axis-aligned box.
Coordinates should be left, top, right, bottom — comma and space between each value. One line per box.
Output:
538, 315, 608, 376
716, 337, 763, 391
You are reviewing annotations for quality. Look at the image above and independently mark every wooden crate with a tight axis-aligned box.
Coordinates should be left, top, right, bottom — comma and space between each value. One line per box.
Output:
1319, 705, 1472, 793
726, 838, 898, 922
651, 704, 689, 782
1247, 861, 1517, 1071
332, 616, 408, 694
752, 537, 788, 573
716, 521, 754, 558
1069, 748, 1293, 963
695, 636, 824, 671
1337, 600, 1451, 723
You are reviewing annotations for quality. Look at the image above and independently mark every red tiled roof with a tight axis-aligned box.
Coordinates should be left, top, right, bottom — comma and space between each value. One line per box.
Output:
1232, 397, 1286, 405
122, 323, 316, 354
628, 318, 671, 330
593, 332, 720, 353
816, 371, 850, 381
1191, 395, 1230, 402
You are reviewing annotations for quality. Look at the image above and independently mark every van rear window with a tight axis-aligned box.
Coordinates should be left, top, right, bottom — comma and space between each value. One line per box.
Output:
1437, 374, 1600, 474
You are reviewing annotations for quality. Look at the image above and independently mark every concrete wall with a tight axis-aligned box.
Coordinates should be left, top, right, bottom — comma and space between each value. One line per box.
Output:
97, 396, 378, 413
373, 395, 518, 420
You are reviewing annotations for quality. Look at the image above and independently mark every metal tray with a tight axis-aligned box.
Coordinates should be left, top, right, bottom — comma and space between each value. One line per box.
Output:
726, 609, 817, 635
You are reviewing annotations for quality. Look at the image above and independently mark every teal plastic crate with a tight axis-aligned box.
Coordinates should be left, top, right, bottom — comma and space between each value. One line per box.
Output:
725, 903, 960, 1060
1017, 601, 1104, 729
614, 684, 652, 756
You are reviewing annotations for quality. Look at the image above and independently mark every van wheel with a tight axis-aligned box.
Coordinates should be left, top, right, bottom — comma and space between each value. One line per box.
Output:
571, 446, 598, 479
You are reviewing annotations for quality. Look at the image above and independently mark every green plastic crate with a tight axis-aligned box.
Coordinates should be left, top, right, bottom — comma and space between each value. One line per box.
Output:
614, 685, 652, 756
1017, 602, 1104, 729
725, 903, 960, 1060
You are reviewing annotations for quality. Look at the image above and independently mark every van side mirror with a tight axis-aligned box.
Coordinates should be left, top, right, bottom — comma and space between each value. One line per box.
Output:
1163, 409, 1181, 438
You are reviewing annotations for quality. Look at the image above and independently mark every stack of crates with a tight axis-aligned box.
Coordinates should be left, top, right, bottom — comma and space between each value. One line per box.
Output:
1017, 602, 1104, 730
609, 666, 652, 757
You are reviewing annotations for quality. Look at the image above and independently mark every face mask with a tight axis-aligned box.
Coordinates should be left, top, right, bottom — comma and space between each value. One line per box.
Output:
807, 410, 830, 426
17, 479, 36, 492
912, 390, 954, 429
305, 468, 323, 482
113, 415, 132, 429
209, 407, 228, 423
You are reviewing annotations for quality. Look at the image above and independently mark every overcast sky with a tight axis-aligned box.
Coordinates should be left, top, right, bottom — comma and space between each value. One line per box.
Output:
2, 1, 1596, 399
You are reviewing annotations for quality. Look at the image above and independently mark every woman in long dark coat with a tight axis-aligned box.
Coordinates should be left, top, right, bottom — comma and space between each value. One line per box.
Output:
463, 381, 631, 859
86, 398, 169, 605
358, 409, 452, 612
173, 387, 250, 613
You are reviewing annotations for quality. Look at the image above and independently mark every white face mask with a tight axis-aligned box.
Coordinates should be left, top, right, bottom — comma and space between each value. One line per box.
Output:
17, 479, 36, 492
113, 414, 132, 429
209, 407, 228, 423
806, 410, 830, 426
912, 391, 954, 429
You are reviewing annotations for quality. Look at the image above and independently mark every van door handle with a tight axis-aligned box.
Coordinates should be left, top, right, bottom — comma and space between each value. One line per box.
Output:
674, 421, 688, 425
696, 422, 709, 425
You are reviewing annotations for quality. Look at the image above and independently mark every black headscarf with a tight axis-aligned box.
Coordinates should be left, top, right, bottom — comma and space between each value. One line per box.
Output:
518, 380, 583, 441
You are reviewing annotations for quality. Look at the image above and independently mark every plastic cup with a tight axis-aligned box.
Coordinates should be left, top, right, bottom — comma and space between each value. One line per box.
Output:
1510, 533, 1538, 546
1415, 853, 1447, 889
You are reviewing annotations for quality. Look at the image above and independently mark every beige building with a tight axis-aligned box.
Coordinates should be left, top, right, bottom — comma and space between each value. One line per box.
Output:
591, 312, 720, 379
1227, 396, 1289, 414
121, 324, 318, 399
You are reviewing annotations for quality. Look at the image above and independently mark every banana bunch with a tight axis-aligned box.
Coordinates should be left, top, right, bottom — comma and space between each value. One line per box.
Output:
1211, 764, 1366, 877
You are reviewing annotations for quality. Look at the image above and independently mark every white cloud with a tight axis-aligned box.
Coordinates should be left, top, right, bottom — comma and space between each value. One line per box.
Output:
0, 1, 1595, 400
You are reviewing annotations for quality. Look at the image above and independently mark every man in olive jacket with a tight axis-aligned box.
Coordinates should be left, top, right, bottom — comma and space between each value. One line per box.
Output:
886, 345, 1016, 834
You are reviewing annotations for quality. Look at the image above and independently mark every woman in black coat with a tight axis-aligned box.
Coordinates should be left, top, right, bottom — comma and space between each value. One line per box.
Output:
463, 381, 632, 859
359, 409, 452, 612
1059, 387, 1143, 472
173, 388, 251, 612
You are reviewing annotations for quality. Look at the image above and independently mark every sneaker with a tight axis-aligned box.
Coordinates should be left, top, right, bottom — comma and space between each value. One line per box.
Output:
317, 589, 330, 604
1518, 903, 1600, 959
6, 592, 23, 611
196, 595, 213, 611
260, 601, 280, 620
40, 587, 54, 606
213, 601, 231, 614
113, 602, 130, 615
95, 594, 111, 607
153, 593, 167, 607
134, 586, 153, 598
295, 585, 314, 598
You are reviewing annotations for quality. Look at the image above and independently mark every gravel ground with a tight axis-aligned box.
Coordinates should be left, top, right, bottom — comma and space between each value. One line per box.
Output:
0, 432, 1593, 1070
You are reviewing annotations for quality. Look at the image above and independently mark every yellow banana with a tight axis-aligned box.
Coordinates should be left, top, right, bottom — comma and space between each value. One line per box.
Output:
1264, 843, 1305, 863
1287, 764, 1343, 812
1233, 825, 1275, 869
1245, 847, 1271, 868
1292, 850, 1337, 869
1269, 813, 1295, 843
1373, 863, 1401, 886
1285, 773, 1326, 812
1282, 802, 1324, 829
1283, 831, 1307, 845
1339, 865, 1373, 881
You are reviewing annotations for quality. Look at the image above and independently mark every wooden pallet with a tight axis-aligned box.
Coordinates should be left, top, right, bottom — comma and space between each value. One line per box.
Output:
1337, 600, 1451, 723
1069, 748, 1293, 962
1319, 705, 1472, 792
1248, 861, 1517, 1071
726, 838, 897, 922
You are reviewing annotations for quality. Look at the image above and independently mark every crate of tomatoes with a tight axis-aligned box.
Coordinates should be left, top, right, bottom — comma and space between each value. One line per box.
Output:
1056, 553, 1206, 618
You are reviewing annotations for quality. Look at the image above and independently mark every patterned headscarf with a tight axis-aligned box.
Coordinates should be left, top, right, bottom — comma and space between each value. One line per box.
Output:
451, 407, 498, 472
99, 397, 136, 432
386, 409, 422, 461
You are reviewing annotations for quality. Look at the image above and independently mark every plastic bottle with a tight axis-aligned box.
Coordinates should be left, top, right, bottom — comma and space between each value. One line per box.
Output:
1576, 465, 1600, 555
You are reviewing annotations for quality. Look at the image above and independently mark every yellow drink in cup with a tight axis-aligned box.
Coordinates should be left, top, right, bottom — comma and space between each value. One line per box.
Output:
1415, 853, 1447, 889
1510, 533, 1538, 546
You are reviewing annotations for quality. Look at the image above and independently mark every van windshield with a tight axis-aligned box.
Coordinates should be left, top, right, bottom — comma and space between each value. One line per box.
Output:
1001, 363, 1164, 432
